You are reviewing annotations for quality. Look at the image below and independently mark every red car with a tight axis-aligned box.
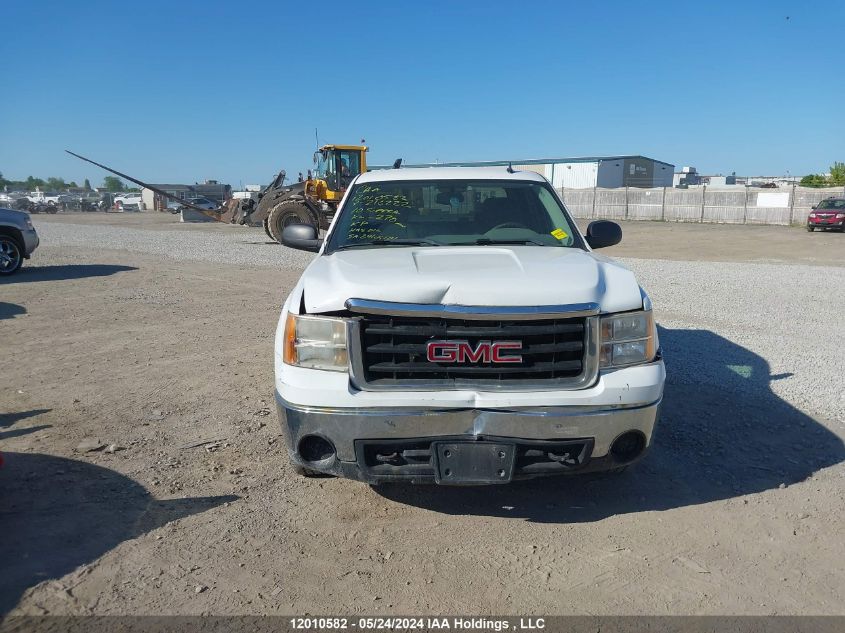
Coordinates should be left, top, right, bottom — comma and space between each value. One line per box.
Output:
807, 197, 845, 232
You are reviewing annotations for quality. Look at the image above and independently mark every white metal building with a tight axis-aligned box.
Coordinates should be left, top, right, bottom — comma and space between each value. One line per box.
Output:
372, 155, 675, 189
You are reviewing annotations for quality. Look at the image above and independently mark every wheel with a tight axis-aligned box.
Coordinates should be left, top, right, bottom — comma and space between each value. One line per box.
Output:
292, 464, 333, 478
265, 200, 315, 244
263, 218, 274, 240
807, 225, 814, 232
45, 204, 58, 214
0, 236, 23, 276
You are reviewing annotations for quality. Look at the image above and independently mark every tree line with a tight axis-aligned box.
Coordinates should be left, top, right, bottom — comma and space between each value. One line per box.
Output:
0, 173, 131, 192
800, 162, 845, 188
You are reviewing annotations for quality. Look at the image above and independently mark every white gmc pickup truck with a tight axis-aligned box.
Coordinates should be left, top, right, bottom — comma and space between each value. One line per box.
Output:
275, 167, 665, 485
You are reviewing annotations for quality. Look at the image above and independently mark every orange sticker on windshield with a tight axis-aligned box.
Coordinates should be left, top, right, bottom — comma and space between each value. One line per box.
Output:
551, 228, 568, 240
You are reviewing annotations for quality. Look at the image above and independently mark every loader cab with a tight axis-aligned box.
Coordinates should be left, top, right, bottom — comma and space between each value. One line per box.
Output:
313, 144, 368, 200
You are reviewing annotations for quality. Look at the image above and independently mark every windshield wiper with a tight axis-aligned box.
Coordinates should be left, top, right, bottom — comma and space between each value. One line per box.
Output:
333, 238, 444, 250
453, 238, 549, 247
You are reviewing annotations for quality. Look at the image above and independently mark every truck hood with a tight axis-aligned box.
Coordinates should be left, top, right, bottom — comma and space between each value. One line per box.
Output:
300, 246, 643, 315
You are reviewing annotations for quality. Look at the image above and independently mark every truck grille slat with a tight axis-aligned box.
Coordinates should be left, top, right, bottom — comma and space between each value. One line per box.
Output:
364, 323, 583, 337
366, 341, 583, 355
367, 360, 582, 374
357, 314, 588, 386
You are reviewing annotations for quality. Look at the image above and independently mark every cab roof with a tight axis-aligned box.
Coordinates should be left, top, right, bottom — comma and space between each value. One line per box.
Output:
356, 166, 548, 184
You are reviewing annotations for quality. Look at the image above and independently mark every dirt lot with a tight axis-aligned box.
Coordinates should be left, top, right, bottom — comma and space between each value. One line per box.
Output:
2, 213, 844, 616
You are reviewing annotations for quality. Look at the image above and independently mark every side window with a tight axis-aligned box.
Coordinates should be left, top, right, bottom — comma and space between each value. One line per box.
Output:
339, 151, 361, 177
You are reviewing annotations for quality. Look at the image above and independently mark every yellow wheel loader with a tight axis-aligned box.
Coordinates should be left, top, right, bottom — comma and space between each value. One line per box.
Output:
249, 144, 368, 242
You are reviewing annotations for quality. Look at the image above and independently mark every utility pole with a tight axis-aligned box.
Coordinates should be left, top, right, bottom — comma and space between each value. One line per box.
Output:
789, 183, 796, 225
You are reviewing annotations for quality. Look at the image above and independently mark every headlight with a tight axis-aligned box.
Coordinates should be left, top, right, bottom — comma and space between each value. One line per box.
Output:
809, 213, 816, 218
599, 310, 657, 368
836, 213, 845, 219
283, 314, 348, 371
25, 219, 34, 230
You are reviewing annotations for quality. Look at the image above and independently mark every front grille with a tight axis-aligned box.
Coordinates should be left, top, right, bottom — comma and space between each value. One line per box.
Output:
357, 314, 587, 386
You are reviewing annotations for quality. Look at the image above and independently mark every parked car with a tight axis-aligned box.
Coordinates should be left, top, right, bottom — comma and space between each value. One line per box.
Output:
0, 193, 24, 205
12, 199, 58, 214
274, 167, 665, 484
165, 199, 183, 213
26, 192, 61, 204
807, 198, 845, 232
113, 193, 142, 210
0, 207, 40, 275
184, 197, 218, 210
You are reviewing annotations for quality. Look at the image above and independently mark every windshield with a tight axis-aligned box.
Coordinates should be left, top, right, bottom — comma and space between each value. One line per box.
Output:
816, 199, 845, 210
327, 179, 581, 251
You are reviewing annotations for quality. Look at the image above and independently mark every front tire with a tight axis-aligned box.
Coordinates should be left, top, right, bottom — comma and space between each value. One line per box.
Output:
0, 236, 24, 275
807, 225, 814, 232
265, 200, 315, 244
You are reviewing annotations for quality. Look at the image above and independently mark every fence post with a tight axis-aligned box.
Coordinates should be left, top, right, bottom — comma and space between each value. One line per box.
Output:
742, 186, 748, 224
789, 183, 796, 225
700, 184, 706, 222
661, 186, 666, 221
624, 186, 629, 220
591, 185, 597, 218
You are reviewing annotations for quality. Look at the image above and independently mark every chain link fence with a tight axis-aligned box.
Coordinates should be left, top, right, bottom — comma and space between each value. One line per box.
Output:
559, 185, 845, 226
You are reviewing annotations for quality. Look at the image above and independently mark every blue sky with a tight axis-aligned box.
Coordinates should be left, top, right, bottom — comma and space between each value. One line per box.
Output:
1, 0, 843, 188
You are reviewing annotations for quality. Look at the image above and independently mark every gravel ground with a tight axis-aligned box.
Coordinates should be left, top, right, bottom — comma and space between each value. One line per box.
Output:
33, 220, 316, 269
2, 214, 843, 616
629, 259, 845, 426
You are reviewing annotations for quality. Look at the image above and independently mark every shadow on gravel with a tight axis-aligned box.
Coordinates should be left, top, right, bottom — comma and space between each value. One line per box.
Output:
0, 452, 238, 614
0, 425, 52, 441
0, 302, 26, 319
374, 327, 845, 522
0, 409, 51, 428
1, 264, 137, 284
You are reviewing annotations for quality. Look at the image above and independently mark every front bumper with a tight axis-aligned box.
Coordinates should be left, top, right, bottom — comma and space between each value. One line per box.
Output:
275, 393, 662, 484
22, 228, 39, 257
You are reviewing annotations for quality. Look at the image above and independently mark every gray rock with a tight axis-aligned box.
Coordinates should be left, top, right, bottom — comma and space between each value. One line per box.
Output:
76, 438, 106, 453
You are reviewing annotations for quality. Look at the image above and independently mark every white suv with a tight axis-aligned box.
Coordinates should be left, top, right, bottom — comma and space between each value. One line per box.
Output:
114, 193, 142, 210
275, 167, 665, 484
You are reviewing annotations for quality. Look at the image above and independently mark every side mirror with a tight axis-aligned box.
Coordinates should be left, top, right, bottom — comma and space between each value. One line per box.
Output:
282, 223, 322, 252
585, 220, 622, 249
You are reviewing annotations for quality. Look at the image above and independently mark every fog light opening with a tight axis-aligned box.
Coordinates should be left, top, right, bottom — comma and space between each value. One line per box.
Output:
610, 431, 645, 463
298, 435, 336, 463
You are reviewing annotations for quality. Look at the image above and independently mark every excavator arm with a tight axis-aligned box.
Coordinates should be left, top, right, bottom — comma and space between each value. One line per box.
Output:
65, 150, 238, 222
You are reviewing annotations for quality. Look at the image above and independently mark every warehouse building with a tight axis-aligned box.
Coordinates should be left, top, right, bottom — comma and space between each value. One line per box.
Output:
373, 155, 675, 189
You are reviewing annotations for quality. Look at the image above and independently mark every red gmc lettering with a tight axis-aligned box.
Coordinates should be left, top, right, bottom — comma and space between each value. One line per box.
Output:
491, 341, 523, 363
426, 340, 523, 364
426, 342, 459, 363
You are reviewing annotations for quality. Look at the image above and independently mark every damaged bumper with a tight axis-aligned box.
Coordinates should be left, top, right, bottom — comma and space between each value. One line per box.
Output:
275, 392, 662, 484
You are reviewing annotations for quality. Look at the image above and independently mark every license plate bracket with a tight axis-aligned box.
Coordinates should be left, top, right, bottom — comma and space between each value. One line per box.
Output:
433, 441, 516, 484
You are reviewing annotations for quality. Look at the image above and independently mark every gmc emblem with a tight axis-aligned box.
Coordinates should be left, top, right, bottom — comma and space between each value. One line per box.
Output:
426, 340, 523, 364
